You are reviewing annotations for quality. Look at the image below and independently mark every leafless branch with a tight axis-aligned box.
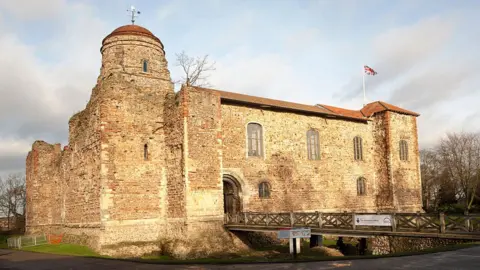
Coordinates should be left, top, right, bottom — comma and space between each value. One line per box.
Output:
174, 51, 216, 87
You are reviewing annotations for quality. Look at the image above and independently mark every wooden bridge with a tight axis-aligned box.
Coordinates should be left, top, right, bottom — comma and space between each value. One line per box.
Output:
224, 212, 480, 240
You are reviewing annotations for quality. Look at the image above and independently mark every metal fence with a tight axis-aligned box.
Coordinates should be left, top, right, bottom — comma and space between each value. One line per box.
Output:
7, 234, 48, 249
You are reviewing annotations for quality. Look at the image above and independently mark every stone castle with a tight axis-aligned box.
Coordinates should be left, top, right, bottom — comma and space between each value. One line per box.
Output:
25, 24, 422, 257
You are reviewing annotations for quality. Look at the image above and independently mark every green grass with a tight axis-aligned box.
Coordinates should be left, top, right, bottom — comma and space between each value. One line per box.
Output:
6, 240, 479, 265
22, 244, 102, 257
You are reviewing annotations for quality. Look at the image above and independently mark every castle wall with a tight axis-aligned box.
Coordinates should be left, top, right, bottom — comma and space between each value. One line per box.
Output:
183, 87, 224, 221
220, 103, 388, 212
388, 113, 423, 212
372, 112, 395, 210
96, 73, 172, 253
25, 141, 63, 233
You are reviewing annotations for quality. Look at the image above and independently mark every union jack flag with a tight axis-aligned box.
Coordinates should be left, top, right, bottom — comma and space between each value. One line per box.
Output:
364, 65, 377, 76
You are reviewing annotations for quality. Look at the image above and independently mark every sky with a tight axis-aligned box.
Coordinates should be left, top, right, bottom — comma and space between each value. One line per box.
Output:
0, 0, 479, 176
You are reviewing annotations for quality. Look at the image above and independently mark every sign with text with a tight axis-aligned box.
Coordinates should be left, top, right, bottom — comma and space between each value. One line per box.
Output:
278, 228, 311, 239
355, 214, 392, 226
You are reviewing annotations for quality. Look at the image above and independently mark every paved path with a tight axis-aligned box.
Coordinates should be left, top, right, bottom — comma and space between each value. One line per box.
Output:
1, 247, 480, 269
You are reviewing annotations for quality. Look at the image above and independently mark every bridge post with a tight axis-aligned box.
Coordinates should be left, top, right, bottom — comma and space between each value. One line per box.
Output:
290, 212, 294, 227
318, 212, 323, 229
391, 213, 397, 232
439, 212, 445, 233
244, 212, 248, 225
415, 211, 420, 231
266, 213, 270, 226
352, 213, 356, 230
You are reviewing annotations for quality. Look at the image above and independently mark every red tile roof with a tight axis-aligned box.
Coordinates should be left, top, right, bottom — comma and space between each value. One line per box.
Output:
316, 104, 366, 119
192, 86, 419, 121
361, 101, 420, 117
103, 25, 162, 45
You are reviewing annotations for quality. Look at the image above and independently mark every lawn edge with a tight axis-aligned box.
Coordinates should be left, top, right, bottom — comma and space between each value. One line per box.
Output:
8, 242, 480, 265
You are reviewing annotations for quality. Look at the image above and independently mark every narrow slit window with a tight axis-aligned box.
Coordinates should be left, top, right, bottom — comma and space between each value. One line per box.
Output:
142, 60, 148, 72
399, 140, 408, 161
357, 177, 366, 195
307, 129, 320, 160
144, 144, 148, 160
353, 136, 363, 161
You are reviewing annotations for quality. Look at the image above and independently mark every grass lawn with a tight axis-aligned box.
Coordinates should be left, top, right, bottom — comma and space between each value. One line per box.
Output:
6, 240, 479, 264
22, 244, 102, 257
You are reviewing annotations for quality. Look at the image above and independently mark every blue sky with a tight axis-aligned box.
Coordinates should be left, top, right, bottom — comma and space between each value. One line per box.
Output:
1, 0, 480, 175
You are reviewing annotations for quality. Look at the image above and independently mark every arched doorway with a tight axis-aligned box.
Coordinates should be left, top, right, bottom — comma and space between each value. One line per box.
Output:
223, 175, 242, 217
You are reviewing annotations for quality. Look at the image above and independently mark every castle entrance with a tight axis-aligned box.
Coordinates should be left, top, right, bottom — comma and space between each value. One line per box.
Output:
223, 175, 242, 217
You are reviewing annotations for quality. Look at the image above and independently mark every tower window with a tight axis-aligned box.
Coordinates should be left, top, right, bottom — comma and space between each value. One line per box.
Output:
144, 144, 149, 160
353, 136, 363, 161
142, 60, 148, 72
399, 140, 408, 161
307, 129, 320, 160
357, 177, 366, 195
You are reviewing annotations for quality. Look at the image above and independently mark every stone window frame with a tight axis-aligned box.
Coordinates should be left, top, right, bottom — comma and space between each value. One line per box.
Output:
399, 140, 408, 161
307, 128, 320, 160
246, 122, 265, 159
353, 136, 363, 161
142, 59, 149, 73
258, 181, 271, 198
357, 177, 366, 196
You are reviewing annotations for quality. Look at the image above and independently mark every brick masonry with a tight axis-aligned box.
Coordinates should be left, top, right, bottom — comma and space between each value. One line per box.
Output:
25, 24, 422, 258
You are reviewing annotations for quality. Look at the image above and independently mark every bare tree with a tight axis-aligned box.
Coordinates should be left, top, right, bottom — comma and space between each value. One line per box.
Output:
420, 149, 442, 210
174, 51, 216, 87
0, 173, 26, 229
438, 132, 480, 213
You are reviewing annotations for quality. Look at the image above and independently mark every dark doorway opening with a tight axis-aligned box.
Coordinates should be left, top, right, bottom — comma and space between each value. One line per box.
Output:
223, 175, 242, 217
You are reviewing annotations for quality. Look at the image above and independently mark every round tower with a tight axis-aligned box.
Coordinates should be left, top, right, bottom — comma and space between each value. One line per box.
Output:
100, 25, 171, 81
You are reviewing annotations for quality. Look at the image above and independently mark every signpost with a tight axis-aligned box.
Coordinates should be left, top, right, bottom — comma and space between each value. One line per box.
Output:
354, 214, 392, 226
278, 228, 311, 258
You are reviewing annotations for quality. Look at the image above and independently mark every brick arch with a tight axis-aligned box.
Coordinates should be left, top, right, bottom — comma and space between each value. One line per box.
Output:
222, 174, 243, 215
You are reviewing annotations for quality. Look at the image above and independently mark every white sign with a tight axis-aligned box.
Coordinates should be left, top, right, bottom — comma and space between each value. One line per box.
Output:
355, 214, 392, 226
278, 228, 311, 239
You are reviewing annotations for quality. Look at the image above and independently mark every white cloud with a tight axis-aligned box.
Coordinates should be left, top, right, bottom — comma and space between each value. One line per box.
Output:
337, 15, 456, 101
209, 49, 312, 103
0, 0, 67, 20
0, 2, 108, 175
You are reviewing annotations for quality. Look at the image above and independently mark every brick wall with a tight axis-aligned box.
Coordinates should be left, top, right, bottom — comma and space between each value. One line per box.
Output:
221, 103, 382, 212
219, 103, 422, 213
388, 113, 423, 211
183, 87, 224, 220
25, 141, 63, 231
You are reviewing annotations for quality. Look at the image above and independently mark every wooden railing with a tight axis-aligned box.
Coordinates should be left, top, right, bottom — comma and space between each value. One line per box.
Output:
225, 212, 480, 235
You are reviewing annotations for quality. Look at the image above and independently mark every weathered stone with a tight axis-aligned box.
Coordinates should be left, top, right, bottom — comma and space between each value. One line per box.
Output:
25, 24, 422, 258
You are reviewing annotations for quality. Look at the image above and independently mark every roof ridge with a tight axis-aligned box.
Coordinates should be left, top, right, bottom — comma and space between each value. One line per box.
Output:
377, 101, 389, 110
315, 104, 336, 113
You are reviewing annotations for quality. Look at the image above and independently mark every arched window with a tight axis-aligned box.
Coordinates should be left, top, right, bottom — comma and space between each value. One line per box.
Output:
247, 123, 263, 157
307, 129, 320, 160
399, 140, 408, 161
144, 144, 149, 160
258, 182, 270, 198
353, 136, 363, 161
142, 59, 148, 72
357, 177, 366, 195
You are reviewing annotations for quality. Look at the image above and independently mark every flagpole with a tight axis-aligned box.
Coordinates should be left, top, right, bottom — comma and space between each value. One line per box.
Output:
362, 65, 366, 107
